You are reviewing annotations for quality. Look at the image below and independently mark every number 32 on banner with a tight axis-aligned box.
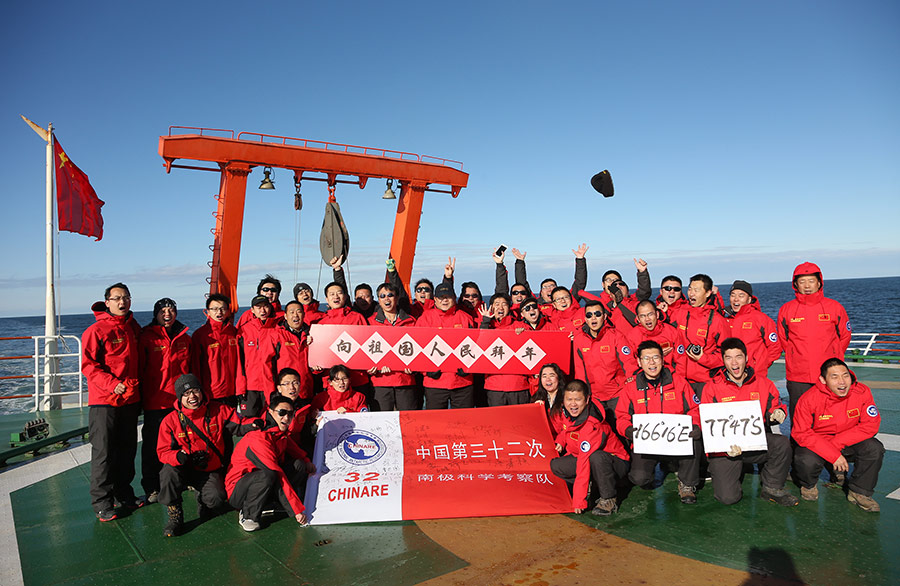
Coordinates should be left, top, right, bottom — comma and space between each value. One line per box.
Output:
344, 472, 381, 483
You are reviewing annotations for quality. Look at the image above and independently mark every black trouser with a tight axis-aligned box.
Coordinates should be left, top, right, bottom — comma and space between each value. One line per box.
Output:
158, 464, 226, 509
424, 385, 474, 410
354, 382, 375, 411
89, 402, 140, 512
141, 407, 173, 495
228, 458, 308, 522
794, 438, 885, 497
629, 438, 703, 489
550, 451, 629, 500
485, 390, 530, 407
786, 381, 815, 422
708, 432, 792, 505
372, 385, 419, 411
597, 397, 621, 437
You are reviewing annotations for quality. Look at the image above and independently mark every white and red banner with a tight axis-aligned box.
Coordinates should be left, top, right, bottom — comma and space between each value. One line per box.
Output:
308, 324, 571, 375
305, 404, 573, 525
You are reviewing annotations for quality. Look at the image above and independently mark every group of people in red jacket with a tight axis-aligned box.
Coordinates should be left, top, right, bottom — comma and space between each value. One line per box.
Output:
81, 250, 884, 534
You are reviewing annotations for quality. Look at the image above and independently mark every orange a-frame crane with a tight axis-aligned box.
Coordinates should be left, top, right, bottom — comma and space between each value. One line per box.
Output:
158, 127, 469, 312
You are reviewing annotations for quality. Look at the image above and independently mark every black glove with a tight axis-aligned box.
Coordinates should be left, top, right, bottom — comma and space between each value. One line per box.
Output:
425, 371, 441, 379
456, 368, 467, 377
625, 426, 634, 441
191, 450, 210, 469
176, 451, 189, 467
688, 425, 702, 439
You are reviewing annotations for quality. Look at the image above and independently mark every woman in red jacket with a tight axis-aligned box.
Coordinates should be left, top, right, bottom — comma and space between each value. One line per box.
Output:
531, 363, 567, 436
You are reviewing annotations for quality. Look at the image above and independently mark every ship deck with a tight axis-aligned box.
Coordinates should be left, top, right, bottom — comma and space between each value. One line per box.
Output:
2, 363, 898, 585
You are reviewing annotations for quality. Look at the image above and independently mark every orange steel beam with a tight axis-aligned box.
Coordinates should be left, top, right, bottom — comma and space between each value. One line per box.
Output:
158, 130, 468, 304
388, 182, 427, 295
215, 163, 250, 313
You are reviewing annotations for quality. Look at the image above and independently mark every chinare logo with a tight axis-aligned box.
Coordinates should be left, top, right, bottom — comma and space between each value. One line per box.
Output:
337, 429, 387, 465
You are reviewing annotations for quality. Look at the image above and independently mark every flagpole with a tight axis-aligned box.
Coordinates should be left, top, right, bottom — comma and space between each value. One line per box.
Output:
43, 123, 60, 410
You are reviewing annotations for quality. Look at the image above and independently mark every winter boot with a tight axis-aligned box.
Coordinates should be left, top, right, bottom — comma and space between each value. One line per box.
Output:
163, 504, 184, 537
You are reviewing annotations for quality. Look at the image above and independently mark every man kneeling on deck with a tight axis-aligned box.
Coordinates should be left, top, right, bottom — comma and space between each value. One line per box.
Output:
157, 374, 251, 537
615, 341, 702, 504
551, 380, 629, 516
702, 338, 799, 506
792, 358, 884, 512
225, 394, 316, 531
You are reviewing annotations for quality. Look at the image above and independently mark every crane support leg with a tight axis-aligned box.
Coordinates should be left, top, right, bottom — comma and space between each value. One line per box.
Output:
388, 182, 426, 296
210, 163, 251, 314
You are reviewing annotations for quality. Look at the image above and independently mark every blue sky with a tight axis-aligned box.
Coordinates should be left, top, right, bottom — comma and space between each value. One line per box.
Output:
1, 1, 898, 317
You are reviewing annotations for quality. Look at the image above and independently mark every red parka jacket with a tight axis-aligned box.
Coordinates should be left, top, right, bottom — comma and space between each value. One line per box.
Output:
777, 262, 851, 384
157, 397, 243, 472
792, 372, 879, 464
675, 301, 729, 384
225, 422, 310, 515
139, 322, 191, 410
615, 367, 699, 439
239, 317, 277, 394
572, 323, 628, 404
548, 302, 585, 334
311, 387, 368, 413
724, 298, 781, 380
554, 405, 629, 509
623, 320, 686, 377
82, 302, 141, 407
271, 322, 314, 400
702, 366, 786, 423
191, 318, 243, 400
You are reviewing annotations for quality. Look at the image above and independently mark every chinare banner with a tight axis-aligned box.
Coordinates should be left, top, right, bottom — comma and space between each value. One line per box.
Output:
305, 404, 573, 525
308, 324, 571, 374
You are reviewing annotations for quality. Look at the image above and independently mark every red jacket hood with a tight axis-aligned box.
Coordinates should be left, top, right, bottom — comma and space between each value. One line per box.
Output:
91, 301, 134, 324
811, 368, 861, 402
792, 262, 824, 292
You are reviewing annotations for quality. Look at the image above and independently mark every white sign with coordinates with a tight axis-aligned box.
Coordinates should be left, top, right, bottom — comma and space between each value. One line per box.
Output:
632, 413, 694, 456
698, 400, 767, 453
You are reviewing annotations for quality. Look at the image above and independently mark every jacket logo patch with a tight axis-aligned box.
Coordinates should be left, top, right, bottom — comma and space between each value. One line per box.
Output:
867, 405, 878, 417
664, 392, 675, 401
790, 318, 804, 323
573, 319, 584, 327
110, 338, 124, 345
153, 345, 166, 352
696, 329, 707, 337
742, 322, 753, 329
846, 321, 852, 332
208, 342, 220, 348
750, 392, 759, 400
818, 313, 830, 321
600, 345, 610, 353
692, 394, 700, 404
637, 398, 647, 404
285, 341, 296, 347
768, 332, 778, 343
847, 408, 859, 418
621, 345, 631, 355
722, 396, 734, 402
453, 324, 463, 328
818, 414, 833, 421
580, 440, 591, 453
228, 339, 237, 346
661, 341, 672, 351
678, 325, 686, 330
677, 345, 685, 354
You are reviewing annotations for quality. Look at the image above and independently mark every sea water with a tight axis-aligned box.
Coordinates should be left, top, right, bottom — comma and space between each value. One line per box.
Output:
1, 276, 897, 413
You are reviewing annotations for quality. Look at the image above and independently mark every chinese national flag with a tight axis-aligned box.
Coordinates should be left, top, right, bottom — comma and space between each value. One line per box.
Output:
53, 138, 104, 240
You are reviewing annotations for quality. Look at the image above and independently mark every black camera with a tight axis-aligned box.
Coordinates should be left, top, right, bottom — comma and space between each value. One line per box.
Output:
687, 344, 702, 356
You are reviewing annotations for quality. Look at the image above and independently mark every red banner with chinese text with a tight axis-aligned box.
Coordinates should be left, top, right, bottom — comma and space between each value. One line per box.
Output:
308, 324, 571, 375
399, 404, 573, 519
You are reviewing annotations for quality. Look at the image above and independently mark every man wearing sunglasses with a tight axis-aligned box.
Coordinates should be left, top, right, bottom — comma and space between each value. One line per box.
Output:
572, 300, 629, 424
226, 394, 315, 532
586, 258, 651, 332
368, 283, 418, 411
236, 275, 285, 330
656, 275, 688, 325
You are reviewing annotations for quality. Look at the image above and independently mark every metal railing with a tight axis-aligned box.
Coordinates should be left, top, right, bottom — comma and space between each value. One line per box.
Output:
845, 332, 900, 364
0, 335, 84, 410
